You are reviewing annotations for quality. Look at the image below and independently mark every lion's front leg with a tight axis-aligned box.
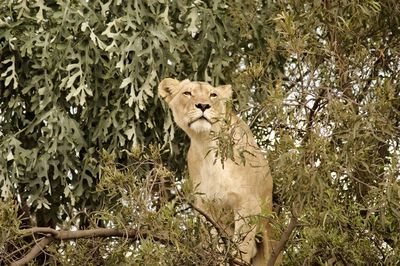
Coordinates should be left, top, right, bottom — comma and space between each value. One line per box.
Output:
234, 203, 261, 263
194, 197, 236, 265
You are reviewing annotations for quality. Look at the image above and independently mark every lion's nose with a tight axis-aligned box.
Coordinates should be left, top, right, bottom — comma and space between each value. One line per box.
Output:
195, 103, 211, 112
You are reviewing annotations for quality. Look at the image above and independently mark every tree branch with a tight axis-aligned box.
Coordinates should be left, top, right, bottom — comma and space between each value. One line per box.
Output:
197, 40, 212, 81
19, 227, 146, 240
10, 237, 52, 266
11, 227, 170, 266
175, 189, 230, 241
174, 188, 251, 266
267, 216, 298, 266
186, 202, 250, 266
303, 88, 327, 145
188, 202, 229, 240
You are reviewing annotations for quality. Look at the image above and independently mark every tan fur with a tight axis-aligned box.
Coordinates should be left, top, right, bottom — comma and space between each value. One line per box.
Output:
159, 78, 274, 265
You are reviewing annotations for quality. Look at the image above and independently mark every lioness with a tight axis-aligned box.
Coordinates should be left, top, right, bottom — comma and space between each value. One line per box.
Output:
158, 78, 274, 265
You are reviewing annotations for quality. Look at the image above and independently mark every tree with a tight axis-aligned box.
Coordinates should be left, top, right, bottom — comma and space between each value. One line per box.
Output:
1, 0, 399, 265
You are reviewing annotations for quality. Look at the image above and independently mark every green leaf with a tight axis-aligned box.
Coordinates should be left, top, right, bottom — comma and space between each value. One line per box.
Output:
120, 77, 131, 89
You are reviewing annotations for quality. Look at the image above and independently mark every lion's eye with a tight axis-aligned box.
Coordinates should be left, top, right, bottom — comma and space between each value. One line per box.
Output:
210, 93, 217, 98
183, 91, 192, 96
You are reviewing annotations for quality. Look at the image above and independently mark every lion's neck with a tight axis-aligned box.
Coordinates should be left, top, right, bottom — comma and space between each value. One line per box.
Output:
188, 132, 216, 156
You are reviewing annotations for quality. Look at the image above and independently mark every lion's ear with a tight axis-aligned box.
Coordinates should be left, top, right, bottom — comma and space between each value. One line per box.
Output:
217, 84, 233, 99
158, 78, 181, 103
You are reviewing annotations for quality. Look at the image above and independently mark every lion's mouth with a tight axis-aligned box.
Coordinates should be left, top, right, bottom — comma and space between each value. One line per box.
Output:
188, 116, 212, 127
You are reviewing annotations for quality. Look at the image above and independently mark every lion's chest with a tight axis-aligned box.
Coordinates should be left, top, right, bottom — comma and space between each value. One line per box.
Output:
188, 150, 241, 205
198, 160, 232, 197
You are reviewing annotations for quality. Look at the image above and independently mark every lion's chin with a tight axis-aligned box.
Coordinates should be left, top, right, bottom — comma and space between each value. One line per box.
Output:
189, 119, 212, 133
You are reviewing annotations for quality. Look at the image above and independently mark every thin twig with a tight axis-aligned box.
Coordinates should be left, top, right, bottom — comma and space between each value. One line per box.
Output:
188, 201, 251, 266
303, 88, 327, 145
175, 189, 229, 241
188, 202, 229, 239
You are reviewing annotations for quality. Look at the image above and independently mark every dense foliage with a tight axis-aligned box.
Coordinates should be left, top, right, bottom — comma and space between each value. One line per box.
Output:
1, 0, 399, 264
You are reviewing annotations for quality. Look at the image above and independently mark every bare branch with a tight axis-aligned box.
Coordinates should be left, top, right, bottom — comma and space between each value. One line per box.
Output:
11, 227, 170, 265
267, 216, 298, 266
19, 227, 142, 240
10, 237, 52, 266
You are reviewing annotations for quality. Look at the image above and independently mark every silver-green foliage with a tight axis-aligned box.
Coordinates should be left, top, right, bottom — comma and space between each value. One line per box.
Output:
0, 0, 238, 224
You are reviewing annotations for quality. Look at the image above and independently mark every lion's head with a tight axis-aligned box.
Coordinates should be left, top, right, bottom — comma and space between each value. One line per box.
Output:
158, 78, 232, 137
